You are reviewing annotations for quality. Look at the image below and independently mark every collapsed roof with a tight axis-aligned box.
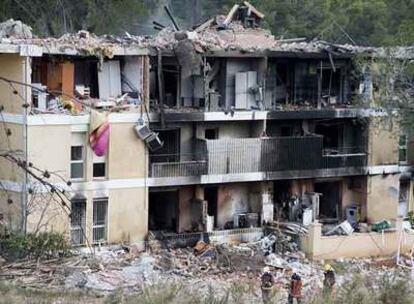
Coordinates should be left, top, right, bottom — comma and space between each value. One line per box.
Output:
0, 2, 412, 59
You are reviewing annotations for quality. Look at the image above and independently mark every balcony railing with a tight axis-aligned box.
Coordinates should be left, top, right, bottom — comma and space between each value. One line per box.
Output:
151, 160, 207, 177
149, 136, 367, 178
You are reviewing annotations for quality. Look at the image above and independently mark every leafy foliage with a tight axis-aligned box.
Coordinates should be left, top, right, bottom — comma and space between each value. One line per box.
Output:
0, 0, 149, 36
0, 232, 70, 261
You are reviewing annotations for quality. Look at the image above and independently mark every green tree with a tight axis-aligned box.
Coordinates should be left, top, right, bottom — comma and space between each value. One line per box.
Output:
0, 0, 149, 36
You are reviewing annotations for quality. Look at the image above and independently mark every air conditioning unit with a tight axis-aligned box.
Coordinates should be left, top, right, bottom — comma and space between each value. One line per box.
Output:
134, 124, 152, 140
145, 133, 163, 151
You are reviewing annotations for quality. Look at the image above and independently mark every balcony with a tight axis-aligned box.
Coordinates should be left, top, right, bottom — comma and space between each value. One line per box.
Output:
149, 136, 367, 179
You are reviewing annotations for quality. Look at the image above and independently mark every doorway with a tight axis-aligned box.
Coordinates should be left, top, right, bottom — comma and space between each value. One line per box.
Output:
314, 181, 341, 219
204, 186, 218, 227
149, 189, 179, 232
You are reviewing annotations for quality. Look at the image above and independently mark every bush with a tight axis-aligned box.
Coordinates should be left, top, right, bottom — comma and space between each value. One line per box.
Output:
308, 273, 414, 304
0, 232, 71, 261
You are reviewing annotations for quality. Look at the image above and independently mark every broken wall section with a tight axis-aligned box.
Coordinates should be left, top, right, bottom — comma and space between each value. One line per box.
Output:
31, 54, 148, 113
367, 118, 399, 166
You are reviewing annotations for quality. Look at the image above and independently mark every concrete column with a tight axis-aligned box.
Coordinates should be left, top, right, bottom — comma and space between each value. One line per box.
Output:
307, 221, 322, 260
195, 185, 204, 200
194, 185, 208, 232
261, 182, 274, 224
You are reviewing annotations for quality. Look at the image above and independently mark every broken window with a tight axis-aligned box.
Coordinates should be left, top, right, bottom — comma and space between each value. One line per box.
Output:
399, 134, 408, 163
205, 128, 219, 140
295, 62, 318, 105
70, 199, 86, 245
280, 126, 293, 137
150, 128, 180, 163
98, 60, 122, 100
315, 123, 344, 152
93, 154, 106, 179
275, 62, 293, 105
74, 60, 99, 98
93, 198, 108, 243
318, 66, 343, 105
121, 56, 143, 101
31, 57, 76, 110
164, 65, 180, 107
70, 133, 85, 180
399, 181, 410, 217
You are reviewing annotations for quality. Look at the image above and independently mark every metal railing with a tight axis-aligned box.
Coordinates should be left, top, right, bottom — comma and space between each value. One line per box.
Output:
149, 136, 367, 178
151, 160, 207, 177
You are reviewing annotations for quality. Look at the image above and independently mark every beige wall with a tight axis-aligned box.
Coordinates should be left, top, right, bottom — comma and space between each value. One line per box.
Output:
302, 221, 414, 260
27, 125, 71, 181
108, 187, 147, 243
0, 190, 22, 232
366, 174, 400, 223
26, 192, 69, 235
0, 122, 24, 182
27, 121, 147, 182
108, 123, 147, 179
24, 120, 148, 243
367, 118, 399, 166
0, 54, 30, 114
341, 177, 367, 221
26, 187, 148, 244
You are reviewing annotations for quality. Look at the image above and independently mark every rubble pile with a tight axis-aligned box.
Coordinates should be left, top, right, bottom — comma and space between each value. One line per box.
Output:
0, 19, 32, 39
0, 235, 412, 302
150, 21, 414, 58
0, 17, 411, 60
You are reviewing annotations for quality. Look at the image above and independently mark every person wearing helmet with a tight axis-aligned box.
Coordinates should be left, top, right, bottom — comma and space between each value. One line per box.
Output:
261, 267, 274, 304
323, 264, 336, 297
288, 273, 303, 304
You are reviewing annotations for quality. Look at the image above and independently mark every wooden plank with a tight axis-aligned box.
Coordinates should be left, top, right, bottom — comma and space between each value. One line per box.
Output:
61, 62, 74, 99
223, 4, 239, 25
195, 18, 214, 33
243, 1, 265, 19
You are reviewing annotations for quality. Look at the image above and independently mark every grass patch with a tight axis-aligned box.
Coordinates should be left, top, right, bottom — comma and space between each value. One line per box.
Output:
308, 272, 413, 304
0, 281, 102, 304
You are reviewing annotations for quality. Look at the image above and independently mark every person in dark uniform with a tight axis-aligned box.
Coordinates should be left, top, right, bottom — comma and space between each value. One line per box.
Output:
261, 267, 275, 304
288, 273, 302, 304
323, 264, 336, 298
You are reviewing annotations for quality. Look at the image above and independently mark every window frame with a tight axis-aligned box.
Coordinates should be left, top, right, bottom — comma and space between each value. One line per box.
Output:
70, 199, 86, 246
70, 146, 85, 180
92, 154, 107, 180
70, 133, 86, 181
92, 197, 108, 244
398, 134, 408, 163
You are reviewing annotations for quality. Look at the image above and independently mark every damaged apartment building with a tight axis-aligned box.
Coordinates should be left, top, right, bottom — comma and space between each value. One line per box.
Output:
0, 3, 413, 259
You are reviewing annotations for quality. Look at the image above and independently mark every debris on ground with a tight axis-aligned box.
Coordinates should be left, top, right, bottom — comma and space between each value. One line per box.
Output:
0, 228, 411, 303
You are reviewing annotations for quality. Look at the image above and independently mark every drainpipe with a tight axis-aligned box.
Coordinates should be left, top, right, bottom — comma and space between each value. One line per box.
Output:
21, 56, 29, 234
157, 48, 166, 129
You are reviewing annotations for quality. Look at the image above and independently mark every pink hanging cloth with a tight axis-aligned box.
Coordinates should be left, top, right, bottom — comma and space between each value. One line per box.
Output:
89, 110, 110, 156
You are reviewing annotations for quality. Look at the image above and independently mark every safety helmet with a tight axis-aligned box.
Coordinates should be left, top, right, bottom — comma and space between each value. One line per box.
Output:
324, 264, 334, 272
